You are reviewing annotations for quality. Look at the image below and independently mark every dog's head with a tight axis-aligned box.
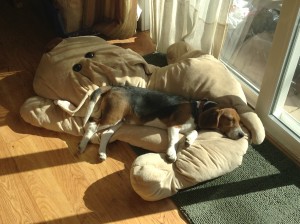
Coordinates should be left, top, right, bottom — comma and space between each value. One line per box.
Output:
198, 107, 245, 140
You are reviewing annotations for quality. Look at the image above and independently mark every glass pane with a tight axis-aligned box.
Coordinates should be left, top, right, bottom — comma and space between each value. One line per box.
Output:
220, 0, 282, 90
283, 58, 300, 120
273, 24, 300, 137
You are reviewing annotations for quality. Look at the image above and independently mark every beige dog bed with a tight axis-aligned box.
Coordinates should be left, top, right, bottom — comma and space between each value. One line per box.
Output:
20, 36, 265, 201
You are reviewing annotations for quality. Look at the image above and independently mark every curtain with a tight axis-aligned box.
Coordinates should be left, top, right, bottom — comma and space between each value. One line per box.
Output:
55, 0, 138, 39
150, 0, 232, 57
90, 0, 138, 39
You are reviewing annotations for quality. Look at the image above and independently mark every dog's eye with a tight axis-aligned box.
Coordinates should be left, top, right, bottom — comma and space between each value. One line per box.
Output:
72, 63, 82, 72
85, 52, 95, 58
224, 115, 234, 125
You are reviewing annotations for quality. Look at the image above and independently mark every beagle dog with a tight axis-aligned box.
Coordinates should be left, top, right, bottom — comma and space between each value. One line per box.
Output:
78, 86, 245, 162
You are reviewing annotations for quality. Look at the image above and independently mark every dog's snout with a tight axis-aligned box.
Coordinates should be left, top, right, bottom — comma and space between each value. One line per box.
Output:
238, 132, 245, 138
226, 127, 245, 140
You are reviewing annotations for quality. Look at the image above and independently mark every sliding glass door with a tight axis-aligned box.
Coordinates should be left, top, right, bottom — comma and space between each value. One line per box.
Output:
220, 0, 300, 163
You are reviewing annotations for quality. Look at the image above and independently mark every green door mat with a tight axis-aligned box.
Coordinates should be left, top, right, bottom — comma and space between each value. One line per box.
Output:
172, 140, 300, 224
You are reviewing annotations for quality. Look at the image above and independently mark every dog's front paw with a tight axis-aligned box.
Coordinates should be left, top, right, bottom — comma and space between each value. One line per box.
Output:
185, 130, 198, 147
99, 152, 107, 161
166, 152, 177, 163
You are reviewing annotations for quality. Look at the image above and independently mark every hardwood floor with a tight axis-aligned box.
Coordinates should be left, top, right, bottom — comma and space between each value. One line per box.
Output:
0, 1, 186, 223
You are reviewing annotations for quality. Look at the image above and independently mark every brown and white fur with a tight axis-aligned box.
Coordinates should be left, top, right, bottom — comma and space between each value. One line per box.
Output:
78, 86, 245, 162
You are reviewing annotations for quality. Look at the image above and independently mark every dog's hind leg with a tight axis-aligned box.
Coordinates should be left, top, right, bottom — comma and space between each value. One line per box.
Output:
83, 86, 112, 126
78, 121, 98, 154
98, 122, 122, 160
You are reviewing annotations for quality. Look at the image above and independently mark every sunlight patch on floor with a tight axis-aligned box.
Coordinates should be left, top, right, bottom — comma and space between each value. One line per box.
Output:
107, 37, 137, 45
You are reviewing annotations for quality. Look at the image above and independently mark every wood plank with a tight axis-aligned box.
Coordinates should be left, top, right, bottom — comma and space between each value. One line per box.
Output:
3, 136, 82, 223
0, 137, 45, 223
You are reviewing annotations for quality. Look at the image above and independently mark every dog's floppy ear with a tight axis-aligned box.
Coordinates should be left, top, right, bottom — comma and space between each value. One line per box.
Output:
198, 107, 222, 129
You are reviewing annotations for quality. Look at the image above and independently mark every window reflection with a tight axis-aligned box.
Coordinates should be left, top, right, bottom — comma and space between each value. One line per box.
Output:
284, 57, 300, 124
221, 0, 282, 89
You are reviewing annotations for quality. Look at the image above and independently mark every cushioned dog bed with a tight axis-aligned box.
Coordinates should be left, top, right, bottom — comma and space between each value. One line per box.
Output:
20, 36, 265, 201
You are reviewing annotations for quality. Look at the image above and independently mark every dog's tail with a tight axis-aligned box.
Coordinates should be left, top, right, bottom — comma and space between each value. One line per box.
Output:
82, 86, 112, 126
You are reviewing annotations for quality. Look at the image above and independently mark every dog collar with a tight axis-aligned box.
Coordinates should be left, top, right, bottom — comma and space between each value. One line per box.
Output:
196, 99, 218, 113
191, 99, 217, 126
